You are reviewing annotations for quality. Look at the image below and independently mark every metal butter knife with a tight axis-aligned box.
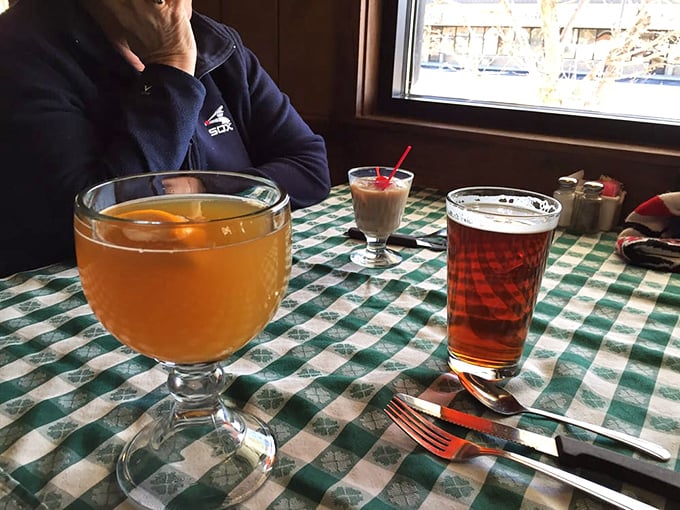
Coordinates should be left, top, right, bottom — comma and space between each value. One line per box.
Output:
345, 227, 447, 251
397, 393, 680, 501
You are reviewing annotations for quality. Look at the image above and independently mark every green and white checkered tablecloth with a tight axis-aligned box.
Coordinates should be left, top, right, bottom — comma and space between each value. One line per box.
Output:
1, 185, 678, 509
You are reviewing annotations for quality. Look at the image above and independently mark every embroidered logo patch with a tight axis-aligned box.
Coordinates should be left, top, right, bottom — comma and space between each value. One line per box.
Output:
204, 106, 234, 137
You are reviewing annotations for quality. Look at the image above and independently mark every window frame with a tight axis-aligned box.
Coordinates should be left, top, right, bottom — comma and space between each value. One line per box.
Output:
374, 0, 680, 151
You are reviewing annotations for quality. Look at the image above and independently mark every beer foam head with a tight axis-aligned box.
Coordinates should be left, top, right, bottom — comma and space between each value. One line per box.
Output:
447, 187, 561, 234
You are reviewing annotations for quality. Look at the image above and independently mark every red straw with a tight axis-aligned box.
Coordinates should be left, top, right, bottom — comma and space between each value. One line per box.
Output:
387, 145, 412, 182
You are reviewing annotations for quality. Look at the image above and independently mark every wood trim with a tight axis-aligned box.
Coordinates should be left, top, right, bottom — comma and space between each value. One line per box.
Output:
358, 0, 380, 116
356, 114, 680, 162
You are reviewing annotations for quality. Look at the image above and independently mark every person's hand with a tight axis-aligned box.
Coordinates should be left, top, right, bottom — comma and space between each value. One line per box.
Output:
162, 176, 206, 194
98, 0, 197, 75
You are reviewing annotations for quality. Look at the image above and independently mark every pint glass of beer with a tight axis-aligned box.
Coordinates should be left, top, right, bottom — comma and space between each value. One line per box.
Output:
446, 187, 561, 380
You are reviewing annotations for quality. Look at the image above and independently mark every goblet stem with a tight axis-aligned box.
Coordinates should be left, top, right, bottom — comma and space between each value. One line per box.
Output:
117, 362, 276, 509
167, 363, 228, 403
350, 233, 403, 268
151, 363, 234, 449
363, 234, 389, 261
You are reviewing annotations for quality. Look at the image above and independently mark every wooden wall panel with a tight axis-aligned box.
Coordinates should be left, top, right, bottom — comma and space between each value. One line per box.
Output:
192, 0, 220, 20
217, 0, 280, 82
278, 0, 336, 118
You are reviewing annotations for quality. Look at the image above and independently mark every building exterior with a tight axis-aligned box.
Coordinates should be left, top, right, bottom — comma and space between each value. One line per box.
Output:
421, 0, 680, 79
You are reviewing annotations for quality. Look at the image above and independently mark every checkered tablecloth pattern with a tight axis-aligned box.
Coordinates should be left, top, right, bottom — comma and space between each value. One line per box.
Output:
1, 185, 678, 510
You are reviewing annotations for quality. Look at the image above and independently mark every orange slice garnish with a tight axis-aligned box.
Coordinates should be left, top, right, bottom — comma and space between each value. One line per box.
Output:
116, 209, 191, 223
100, 208, 206, 246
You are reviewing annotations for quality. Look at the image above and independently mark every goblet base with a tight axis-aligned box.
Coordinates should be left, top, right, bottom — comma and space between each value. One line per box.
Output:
117, 401, 276, 509
350, 247, 403, 268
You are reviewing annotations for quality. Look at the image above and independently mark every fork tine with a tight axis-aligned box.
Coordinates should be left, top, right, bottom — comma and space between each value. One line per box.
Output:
386, 399, 448, 455
384, 402, 443, 457
391, 398, 452, 444
384, 403, 422, 444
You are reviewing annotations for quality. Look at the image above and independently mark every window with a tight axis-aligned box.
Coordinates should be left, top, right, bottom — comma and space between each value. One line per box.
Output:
378, 0, 680, 148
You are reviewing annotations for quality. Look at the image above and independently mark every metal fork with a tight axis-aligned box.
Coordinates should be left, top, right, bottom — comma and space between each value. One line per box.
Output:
385, 398, 658, 510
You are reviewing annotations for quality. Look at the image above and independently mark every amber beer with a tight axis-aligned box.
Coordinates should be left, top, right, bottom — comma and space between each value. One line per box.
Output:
446, 188, 561, 379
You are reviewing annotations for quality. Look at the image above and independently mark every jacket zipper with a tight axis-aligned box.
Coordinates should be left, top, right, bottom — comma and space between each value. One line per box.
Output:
186, 137, 198, 170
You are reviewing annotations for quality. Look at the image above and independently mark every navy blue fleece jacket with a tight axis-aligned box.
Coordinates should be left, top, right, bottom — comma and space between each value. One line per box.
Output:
0, 0, 331, 276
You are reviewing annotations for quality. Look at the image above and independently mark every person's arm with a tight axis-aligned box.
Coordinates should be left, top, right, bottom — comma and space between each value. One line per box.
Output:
214, 26, 331, 209
0, 51, 205, 205
0, 27, 204, 270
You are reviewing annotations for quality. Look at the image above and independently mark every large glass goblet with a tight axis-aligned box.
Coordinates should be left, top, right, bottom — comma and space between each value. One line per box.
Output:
74, 171, 291, 509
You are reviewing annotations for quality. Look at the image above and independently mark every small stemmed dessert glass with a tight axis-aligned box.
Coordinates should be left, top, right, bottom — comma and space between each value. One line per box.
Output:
348, 166, 414, 268
74, 171, 291, 509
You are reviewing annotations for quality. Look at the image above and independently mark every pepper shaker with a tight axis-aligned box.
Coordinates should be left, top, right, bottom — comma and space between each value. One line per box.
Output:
553, 176, 578, 228
568, 181, 604, 234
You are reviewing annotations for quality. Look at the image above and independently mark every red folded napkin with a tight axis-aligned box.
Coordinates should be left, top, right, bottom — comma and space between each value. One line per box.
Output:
616, 192, 680, 272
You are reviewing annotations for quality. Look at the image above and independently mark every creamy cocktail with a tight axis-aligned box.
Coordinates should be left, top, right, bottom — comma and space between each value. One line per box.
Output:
348, 166, 414, 268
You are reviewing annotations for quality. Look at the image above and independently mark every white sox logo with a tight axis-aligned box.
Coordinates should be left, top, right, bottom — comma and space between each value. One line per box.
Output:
204, 106, 234, 137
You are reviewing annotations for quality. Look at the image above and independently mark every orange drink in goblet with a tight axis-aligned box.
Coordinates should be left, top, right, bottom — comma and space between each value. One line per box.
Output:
74, 172, 291, 509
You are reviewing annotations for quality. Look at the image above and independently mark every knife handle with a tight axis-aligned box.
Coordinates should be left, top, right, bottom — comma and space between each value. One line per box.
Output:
345, 228, 419, 248
556, 435, 680, 501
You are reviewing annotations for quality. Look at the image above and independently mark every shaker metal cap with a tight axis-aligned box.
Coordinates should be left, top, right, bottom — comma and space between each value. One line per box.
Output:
557, 176, 579, 189
583, 180, 605, 195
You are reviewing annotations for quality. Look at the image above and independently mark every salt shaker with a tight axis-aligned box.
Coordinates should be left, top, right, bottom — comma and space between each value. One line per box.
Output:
553, 176, 578, 227
568, 181, 604, 234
